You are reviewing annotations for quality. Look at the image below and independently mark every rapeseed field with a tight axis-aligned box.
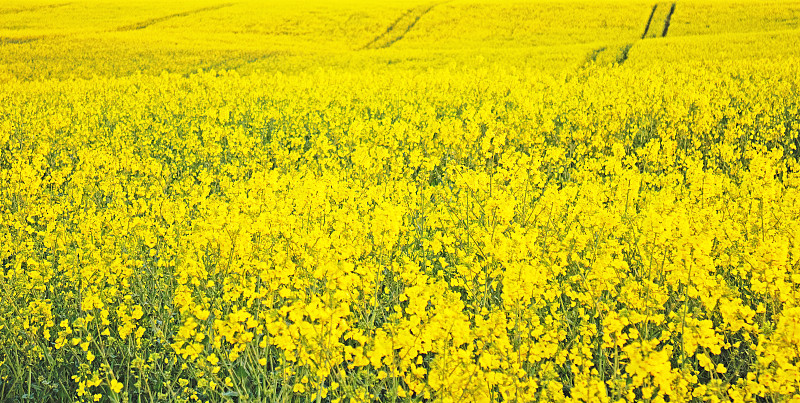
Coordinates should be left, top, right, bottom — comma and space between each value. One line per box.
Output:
2, 1, 800, 402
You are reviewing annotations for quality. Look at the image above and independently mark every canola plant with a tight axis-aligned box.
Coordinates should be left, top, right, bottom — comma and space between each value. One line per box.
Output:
1, 1, 800, 402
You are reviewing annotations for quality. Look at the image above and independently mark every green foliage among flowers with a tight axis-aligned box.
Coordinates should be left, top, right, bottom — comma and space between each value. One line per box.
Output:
2, 1, 800, 402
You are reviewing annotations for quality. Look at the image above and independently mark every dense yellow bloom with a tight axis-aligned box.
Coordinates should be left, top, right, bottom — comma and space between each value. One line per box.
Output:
2, 0, 800, 402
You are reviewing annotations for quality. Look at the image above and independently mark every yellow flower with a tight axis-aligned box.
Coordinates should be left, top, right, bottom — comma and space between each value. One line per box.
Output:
109, 379, 123, 394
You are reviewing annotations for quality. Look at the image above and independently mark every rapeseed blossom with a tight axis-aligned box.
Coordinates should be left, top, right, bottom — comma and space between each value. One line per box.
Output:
2, 0, 800, 402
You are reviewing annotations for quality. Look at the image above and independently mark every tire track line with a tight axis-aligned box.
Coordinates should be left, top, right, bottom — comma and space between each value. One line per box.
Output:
116, 3, 234, 31
642, 2, 677, 39
661, 3, 676, 37
583, 2, 677, 67
641, 4, 657, 39
0, 36, 43, 45
0, 2, 71, 15
1, 3, 235, 47
362, 2, 441, 50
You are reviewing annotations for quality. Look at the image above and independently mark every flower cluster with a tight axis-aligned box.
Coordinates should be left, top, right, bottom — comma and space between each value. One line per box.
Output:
2, 1, 800, 402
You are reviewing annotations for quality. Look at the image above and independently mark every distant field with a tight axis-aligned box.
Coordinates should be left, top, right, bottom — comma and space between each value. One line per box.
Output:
2, 1, 800, 402
0, 0, 797, 78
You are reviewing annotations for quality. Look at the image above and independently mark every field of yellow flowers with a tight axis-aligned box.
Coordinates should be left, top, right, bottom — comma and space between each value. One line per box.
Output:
2, 0, 800, 402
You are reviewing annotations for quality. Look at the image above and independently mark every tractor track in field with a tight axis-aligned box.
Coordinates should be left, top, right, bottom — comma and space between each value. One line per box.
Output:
617, 43, 633, 64
641, 5, 658, 39
1, 3, 234, 46
583, 2, 676, 68
0, 2, 71, 15
362, 2, 442, 50
116, 3, 234, 31
582, 42, 633, 67
661, 3, 676, 37
641, 2, 677, 38
0, 35, 45, 45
